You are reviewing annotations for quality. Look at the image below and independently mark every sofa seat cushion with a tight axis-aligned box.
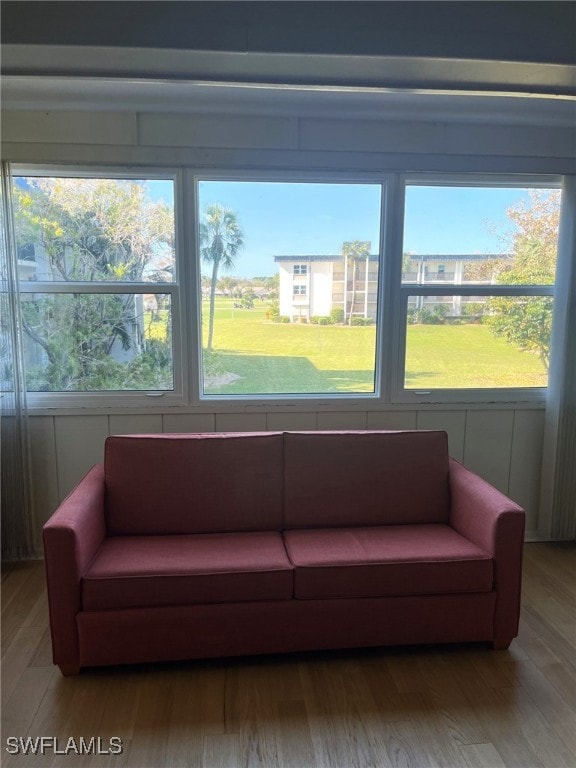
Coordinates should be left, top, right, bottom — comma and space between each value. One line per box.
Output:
283, 524, 493, 600
82, 532, 294, 611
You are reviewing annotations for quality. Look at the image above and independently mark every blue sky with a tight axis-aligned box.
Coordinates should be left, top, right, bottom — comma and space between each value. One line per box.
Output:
196, 181, 539, 277
19, 177, 543, 279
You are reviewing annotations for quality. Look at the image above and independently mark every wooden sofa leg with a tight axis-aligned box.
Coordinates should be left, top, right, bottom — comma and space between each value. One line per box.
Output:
59, 664, 80, 676
493, 639, 512, 650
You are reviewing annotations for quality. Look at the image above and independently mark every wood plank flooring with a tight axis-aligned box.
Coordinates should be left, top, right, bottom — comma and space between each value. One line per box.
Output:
2, 543, 575, 768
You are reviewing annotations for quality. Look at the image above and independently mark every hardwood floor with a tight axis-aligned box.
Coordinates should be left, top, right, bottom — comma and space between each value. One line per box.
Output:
2, 543, 575, 768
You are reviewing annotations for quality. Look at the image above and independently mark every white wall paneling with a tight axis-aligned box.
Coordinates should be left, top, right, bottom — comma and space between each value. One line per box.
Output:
162, 413, 216, 433
109, 414, 163, 435
1, 111, 137, 146
138, 114, 298, 151
27, 416, 58, 551
53, 415, 109, 501
366, 411, 418, 431
3, 110, 575, 177
317, 412, 368, 430
214, 413, 268, 432
266, 412, 318, 431
509, 410, 546, 534
416, 411, 467, 462
463, 410, 515, 494
298, 119, 576, 159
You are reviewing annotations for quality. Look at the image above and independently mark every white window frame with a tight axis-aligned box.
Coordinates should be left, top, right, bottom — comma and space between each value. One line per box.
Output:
11, 166, 566, 409
193, 170, 389, 404
13, 165, 187, 408
391, 173, 562, 404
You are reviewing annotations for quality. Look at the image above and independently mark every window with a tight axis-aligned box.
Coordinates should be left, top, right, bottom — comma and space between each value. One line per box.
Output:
197, 178, 382, 397
12, 168, 563, 407
398, 182, 560, 398
13, 172, 181, 401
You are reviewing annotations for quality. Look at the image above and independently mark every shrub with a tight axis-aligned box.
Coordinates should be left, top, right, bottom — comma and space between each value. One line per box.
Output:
330, 307, 345, 324
267, 299, 280, 321
461, 302, 486, 323
407, 306, 448, 325
350, 317, 373, 326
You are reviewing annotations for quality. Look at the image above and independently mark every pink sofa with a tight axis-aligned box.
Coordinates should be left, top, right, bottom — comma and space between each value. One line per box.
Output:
43, 431, 525, 675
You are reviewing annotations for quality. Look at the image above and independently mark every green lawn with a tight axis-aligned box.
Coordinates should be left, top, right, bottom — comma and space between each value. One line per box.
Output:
201, 298, 547, 394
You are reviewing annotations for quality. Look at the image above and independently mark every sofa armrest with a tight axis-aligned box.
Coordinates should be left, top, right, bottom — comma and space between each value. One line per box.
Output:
43, 464, 106, 671
448, 458, 525, 647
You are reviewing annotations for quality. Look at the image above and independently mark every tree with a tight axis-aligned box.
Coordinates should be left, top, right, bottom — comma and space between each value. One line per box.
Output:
342, 240, 370, 325
13, 178, 175, 390
218, 276, 238, 296
200, 204, 244, 350
486, 190, 560, 369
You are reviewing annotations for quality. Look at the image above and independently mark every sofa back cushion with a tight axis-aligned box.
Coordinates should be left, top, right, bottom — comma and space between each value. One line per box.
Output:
105, 433, 284, 535
284, 430, 450, 528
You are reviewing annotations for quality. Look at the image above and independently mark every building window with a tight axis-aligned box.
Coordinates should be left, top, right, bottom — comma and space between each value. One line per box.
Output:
13, 172, 180, 401
399, 182, 560, 397
197, 178, 382, 397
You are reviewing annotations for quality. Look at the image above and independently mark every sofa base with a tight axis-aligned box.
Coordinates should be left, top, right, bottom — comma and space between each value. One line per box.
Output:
493, 638, 513, 650
59, 664, 81, 676
73, 592, 498, 671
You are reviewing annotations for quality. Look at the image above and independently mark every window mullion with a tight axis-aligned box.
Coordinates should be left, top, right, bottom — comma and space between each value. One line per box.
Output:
400, 284, 554, 298
379, 173, 404, 403
18, 281, 178, 294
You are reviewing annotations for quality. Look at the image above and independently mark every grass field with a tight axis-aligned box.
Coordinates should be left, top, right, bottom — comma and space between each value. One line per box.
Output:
201, 298, 548, 395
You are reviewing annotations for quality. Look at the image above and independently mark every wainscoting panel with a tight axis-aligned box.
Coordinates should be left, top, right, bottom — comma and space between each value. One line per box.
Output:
317, 412, 368, 430
509, 409, 546, 533
416, 410, 467, 462
53, 415, 109, 500
109, 414, 163, 435
215, 413, 268, 432
366, 411, 418, 430
162, 413, 217, 433
27, 416, 58, 551
266, 412, 318, 431
463, 410, 515, 494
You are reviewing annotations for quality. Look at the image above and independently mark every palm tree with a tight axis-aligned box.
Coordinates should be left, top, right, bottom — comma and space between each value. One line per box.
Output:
342, 240, 370, 325
200, 204, 244, 350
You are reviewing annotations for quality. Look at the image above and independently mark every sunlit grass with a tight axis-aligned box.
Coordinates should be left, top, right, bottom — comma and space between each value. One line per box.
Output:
405, 325, 547, 389
199, 297, 547, 394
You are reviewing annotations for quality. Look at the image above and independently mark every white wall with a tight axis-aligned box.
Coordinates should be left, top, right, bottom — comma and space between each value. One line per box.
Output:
278, 263, 294, 318
311, 263, 332, 318
2, 106, 568, 552
2, 110, 574, 173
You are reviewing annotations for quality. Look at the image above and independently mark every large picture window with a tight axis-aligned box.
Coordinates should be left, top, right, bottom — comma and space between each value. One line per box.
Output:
196, 179, 383, 397
11, 168, 563, 407
12, 173, 180, 398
